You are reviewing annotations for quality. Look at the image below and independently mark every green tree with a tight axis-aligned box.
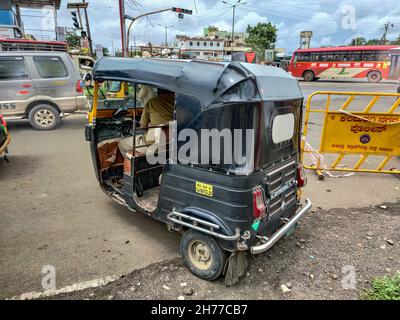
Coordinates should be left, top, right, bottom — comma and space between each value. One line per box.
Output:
365, 39, 381, 45
65, 30, 81, 48
349, 37, 366, 45
390, 35, 400, 45
207, 26, 219, 33
245, 22, 278, 61
102, 47, 110, 56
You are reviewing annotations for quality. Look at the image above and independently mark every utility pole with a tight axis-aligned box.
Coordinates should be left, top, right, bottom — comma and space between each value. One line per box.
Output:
118, 0, 127, 57
67, 1, 93, 55
222, 0, 246, 51
158, 24, 173, 47
53, 1, 58, 41
82, 1, 93, 55
381, 22, 394, 45
76, 8, 83, 30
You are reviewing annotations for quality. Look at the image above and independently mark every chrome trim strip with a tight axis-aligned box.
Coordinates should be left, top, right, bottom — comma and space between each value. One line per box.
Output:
251, 198, 312, 254
170, 211, 220, 229
266, 160, 296, 178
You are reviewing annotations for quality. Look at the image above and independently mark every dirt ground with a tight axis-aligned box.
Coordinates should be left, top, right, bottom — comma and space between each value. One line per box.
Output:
45, 201, 400, 300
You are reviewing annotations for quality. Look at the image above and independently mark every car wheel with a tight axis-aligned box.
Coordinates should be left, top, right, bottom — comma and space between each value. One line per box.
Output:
367, 71, 382, 83
303, 70, 315, 82
29, 104, 61, 130
180, 229, 227, 281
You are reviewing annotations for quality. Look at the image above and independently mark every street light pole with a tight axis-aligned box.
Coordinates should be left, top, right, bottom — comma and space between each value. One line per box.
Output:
82, 0, 93, 55
159, 24, 174, 47
222, 0, 246, 51
125, 8, 173, 55
123, 7, 192, 57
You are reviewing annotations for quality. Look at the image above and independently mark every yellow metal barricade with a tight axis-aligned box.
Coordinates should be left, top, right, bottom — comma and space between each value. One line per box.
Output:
301, 91, 400, 177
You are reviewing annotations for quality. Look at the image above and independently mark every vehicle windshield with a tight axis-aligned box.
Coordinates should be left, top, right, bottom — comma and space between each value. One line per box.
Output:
95, 81, 144, 110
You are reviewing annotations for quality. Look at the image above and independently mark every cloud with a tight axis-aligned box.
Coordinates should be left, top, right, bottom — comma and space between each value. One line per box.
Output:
19, 0, 400, 55
234, 12, 270, 32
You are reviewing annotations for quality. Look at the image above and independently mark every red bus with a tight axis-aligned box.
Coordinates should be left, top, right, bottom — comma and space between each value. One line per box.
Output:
287, 45, 400, 83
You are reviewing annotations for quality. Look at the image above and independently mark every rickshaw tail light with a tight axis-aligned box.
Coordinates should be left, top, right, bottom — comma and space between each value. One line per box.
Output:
253, 187, 266, 219
297, 165, 307, 187
0, 115, 6, 127
76, 80, 84, 93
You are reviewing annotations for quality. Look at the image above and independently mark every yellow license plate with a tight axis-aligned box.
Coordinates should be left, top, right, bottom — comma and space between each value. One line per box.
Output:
195, 181, 213, 197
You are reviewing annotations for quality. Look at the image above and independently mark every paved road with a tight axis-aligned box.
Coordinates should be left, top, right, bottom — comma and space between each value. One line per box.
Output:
1, 80, 399, 298
0, 116, 180, 299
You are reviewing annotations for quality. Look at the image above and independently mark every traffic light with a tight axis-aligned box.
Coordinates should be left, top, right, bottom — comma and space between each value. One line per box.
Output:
172, 7, 193, 15
71, 11, 80, 29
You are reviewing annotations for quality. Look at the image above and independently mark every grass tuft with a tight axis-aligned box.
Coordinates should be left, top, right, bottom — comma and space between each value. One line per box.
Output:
362, 272, 400, 300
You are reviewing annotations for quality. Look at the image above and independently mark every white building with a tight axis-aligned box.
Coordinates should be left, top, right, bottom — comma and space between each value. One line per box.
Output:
173, 35, 225, 60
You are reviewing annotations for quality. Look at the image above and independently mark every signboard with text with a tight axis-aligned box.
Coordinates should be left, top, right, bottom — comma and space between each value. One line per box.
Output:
321, 112, 400, 156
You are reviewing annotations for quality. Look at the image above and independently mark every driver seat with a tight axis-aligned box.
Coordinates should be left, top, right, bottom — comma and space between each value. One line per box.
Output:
123, 126, 170, 175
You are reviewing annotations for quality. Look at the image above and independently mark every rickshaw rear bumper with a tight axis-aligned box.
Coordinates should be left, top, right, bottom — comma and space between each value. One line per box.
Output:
250, 198, 312, 255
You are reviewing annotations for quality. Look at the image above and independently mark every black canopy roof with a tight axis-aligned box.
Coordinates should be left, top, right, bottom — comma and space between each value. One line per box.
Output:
92, 58, 303, 107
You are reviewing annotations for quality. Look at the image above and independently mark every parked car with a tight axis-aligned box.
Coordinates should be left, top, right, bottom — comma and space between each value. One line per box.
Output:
0, 51, 87, 130
0, 114, 10, 161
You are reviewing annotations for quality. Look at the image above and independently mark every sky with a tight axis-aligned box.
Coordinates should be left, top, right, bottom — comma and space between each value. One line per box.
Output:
20, 0, 400, 55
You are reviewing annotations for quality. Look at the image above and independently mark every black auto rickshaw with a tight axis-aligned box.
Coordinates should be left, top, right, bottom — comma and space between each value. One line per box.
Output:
85, 57, 312, 283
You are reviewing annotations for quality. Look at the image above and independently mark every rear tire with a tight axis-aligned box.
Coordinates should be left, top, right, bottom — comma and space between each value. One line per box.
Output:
303, 70, 315, 82
367, 71, 382, 83
180, 229, 227, 281
28, 104, 61, 130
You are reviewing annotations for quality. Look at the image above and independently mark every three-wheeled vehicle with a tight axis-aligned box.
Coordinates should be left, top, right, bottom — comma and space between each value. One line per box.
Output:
85, 57, 311, 282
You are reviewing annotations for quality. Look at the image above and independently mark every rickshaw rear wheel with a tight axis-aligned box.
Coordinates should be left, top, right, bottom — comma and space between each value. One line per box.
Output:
180, 229, 227, 281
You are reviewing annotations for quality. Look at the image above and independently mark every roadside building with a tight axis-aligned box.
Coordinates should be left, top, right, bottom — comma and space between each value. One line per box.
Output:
203, 27, 252, 56
173, 35, 225, 60
174, 27, 252, 61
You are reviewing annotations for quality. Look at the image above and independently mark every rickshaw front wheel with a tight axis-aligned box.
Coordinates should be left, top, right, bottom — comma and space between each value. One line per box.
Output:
180, 229, 227, 281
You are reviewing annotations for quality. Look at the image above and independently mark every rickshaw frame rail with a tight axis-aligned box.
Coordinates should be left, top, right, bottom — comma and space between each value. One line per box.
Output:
251, 198, 312, 254
167, 211, 241, 241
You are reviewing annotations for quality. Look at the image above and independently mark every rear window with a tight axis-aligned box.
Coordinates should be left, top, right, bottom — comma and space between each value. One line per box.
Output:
272, 113, 295, 144
33, 56, 68, 78
0, 57, 29, 80
256, 100, 302, 169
